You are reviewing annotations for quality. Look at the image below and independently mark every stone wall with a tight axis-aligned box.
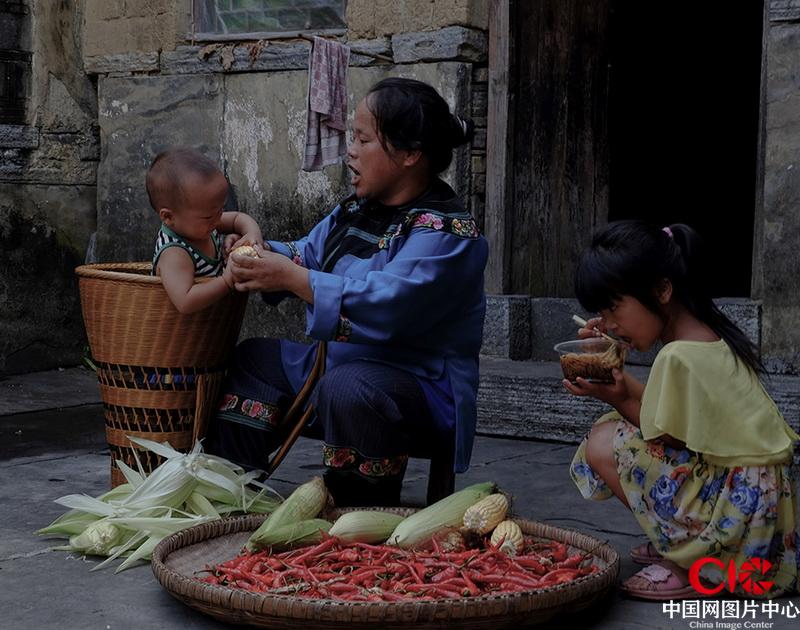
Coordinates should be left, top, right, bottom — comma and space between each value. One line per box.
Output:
753, 2, 800, 374
0, 0, 98, 375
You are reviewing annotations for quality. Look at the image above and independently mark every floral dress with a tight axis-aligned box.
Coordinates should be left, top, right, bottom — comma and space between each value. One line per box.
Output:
570, 341, 799, 596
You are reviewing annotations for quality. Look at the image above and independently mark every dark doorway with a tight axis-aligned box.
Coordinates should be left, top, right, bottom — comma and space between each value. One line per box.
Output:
607, 2, 764, 297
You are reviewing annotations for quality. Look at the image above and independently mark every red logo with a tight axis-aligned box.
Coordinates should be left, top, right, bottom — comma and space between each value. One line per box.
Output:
688, 557, 774, 595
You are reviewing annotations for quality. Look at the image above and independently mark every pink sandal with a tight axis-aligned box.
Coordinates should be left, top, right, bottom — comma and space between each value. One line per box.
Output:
630, 541, 662, 565
620, 564, 697, 601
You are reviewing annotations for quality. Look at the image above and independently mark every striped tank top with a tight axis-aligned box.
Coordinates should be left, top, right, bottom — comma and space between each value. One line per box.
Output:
151, 225, 224, 277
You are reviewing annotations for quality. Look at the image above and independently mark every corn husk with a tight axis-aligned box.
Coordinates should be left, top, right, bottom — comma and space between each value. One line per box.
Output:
387, 481, 495, 549
246, 477, 328, 552
39, 438, 281, 572
328, 511, 406, 543
247, 518, 332, 550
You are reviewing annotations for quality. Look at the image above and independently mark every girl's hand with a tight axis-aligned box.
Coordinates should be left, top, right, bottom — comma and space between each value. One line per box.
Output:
577, 316, 607, 339
563, 368, 643, 427
563, 368, 629, 406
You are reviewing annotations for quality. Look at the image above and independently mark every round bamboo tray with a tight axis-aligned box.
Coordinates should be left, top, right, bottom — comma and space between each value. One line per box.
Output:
75, 262, 248, 487
152, 509, 619, 629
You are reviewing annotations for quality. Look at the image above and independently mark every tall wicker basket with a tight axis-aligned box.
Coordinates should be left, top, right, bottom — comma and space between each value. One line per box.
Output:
75, 262, 248, 487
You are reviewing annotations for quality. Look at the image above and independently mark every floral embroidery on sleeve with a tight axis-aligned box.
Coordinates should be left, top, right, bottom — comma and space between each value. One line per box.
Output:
284, 241, 303, 266
335, 315, 352, 342
400, 210, 480, 239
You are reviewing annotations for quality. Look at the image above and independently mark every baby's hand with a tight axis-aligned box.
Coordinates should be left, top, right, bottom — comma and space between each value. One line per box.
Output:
223, 233, 242, 261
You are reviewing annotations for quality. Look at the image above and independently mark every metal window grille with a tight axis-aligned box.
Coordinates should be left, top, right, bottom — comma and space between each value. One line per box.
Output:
193, 0, 346, 38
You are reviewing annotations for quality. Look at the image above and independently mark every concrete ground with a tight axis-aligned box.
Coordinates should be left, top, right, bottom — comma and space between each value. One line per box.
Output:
1, 368, 798, 630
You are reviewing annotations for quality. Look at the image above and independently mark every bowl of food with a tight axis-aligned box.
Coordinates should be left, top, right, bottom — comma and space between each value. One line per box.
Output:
554, 338, 626, 384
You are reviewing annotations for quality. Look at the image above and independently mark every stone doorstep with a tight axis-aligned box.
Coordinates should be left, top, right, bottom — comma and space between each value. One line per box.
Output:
476, 356, 800, 465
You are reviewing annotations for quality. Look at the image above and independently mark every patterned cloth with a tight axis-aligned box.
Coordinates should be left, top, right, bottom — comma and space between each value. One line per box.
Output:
206, 338, 442, 506
571, 413, 799, 596
303, 36, 350, 171
151, 224, 223, 277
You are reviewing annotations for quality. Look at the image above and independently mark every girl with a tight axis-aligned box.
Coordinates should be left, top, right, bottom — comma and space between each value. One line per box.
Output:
207, 78, 487, 507
566, 221, 798, 599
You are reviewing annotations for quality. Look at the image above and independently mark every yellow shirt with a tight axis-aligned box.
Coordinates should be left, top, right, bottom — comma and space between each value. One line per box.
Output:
640, 340, 799, 466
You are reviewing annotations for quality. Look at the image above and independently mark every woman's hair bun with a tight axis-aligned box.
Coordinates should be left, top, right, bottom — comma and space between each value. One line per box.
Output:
452, 115, 475, 146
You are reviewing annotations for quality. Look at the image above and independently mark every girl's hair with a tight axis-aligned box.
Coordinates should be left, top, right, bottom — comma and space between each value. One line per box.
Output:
366, 78, 475, 174
575, 220, 764, 374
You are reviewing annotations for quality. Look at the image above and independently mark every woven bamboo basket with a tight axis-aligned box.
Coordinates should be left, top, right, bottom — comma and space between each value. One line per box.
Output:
75, 262, 248, 487
152, 508, 620, 629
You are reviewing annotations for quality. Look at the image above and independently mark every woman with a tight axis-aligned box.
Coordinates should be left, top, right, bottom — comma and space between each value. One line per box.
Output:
206, 78, 488, 506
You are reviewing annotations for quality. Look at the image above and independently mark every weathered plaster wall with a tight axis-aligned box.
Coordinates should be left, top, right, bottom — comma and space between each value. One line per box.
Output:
82, 0, 183, 57
346, 0, 489, 39
0, 0, 98, 375
755, 12, 800, 374
96, 62, 472, 342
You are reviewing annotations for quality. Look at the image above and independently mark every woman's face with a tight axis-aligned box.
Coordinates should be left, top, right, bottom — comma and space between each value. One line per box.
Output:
347, 98, 408, 204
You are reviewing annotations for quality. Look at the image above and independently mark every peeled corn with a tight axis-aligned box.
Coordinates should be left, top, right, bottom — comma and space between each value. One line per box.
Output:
328, 510, 405, 543
462, 493, 509, 534
489, 519, 523, 555
387, 481, 495, 549
232, 244, 259, 258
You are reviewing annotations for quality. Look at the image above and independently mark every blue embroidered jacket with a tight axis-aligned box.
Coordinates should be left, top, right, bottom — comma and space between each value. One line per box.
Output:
265, 180, 488, 472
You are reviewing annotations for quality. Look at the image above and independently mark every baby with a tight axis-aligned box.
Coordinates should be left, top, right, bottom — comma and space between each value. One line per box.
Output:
147, 147, 263, 313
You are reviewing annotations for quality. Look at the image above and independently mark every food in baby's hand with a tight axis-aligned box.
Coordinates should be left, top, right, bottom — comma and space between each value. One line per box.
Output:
555, 338, 625, 383
232, 244, 259, 258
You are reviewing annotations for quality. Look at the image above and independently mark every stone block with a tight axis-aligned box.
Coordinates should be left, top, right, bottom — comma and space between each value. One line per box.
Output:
0, 124, 38, 149
84, 0, 125, 21
771, 0, 800, 22
160, 43, 310, 75
41, 75, 95, 132
22, 132, 98, 186
348, 38, 393, 66
481, 295, 531, 360
392, 26, 488, 63
471, 173, 485, 193
471, 154, 485, 174
84, 52, 159, 75
471, 65, 488, 83
123, 0, 172, 19
471, 127, 486, 149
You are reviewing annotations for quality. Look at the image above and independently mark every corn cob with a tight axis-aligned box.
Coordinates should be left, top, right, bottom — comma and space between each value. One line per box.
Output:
328, 510, 406, 543
232, 244, 259, 258
387, 481, 495, 549
462, 493, 509, 534
247, 477, 328, 551
490, 519, 524, 555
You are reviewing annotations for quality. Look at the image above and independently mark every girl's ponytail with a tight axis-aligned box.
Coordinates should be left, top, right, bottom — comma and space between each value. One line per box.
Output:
665, 223, 765, 375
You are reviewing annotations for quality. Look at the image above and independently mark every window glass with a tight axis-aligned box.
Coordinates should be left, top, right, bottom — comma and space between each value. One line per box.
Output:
194, 0, 346, 36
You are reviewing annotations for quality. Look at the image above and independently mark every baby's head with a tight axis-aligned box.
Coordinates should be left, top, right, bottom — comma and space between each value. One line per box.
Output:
146, 147, 228, 241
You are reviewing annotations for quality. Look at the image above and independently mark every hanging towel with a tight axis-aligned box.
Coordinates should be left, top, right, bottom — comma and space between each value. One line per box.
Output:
303, 36, 350, 171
